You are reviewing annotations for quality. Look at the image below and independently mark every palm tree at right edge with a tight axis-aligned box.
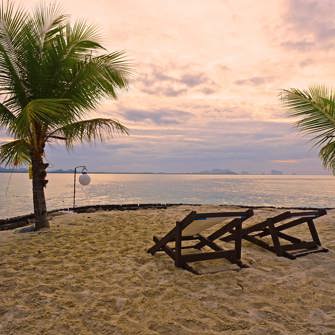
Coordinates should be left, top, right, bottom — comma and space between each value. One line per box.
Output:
282, 86, 335, 172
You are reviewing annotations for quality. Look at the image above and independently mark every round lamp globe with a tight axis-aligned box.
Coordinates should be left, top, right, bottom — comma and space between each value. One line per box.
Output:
79, 173, 91, 186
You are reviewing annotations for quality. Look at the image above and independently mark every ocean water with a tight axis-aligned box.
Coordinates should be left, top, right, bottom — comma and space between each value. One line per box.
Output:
0, 173, 334, 219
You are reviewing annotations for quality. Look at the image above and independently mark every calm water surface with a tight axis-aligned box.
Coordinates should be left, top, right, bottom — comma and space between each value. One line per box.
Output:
0, 173, 334, 219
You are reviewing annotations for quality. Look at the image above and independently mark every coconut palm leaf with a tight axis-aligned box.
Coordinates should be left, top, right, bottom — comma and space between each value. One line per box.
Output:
282, 86, 335, 172
48, 118, 128, 148
282, 87, 335, 137
14, 98, 73, 138
0, 139, 30, 166
0, 102, 16, 128
0, 3, 30, 106
319, 141, 335, 171
32, 2, 67, 48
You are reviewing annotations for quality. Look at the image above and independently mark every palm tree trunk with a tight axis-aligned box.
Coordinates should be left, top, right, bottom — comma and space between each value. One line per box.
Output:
31, 150, 49, 230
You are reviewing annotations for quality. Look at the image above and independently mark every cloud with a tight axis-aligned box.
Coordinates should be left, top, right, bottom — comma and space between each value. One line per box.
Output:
299, 58, 314, 67
44, 116, 324, 174
135, 64, 219, 97
235, 76, 273, 86
283, 0, 335, 50
281, 40, 314, 51
122, 108, 192, 125
180, 73, 208, 87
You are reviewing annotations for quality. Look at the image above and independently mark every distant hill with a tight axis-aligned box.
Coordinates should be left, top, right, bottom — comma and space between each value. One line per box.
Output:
271, 169, 284, 175
0, 167, 74, 173
48, 169, 74, 173
0, 167, 27, 173
197, 169, 238, 175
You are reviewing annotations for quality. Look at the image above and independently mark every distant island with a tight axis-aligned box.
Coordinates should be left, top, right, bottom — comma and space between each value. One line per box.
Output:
0, 166, 287, 175
0, 167, 27, 173
197, 169, 238, 175
0, 167, 76, 173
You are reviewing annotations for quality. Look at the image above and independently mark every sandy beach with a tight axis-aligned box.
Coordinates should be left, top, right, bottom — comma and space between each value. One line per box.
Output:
0, 205, 334, 335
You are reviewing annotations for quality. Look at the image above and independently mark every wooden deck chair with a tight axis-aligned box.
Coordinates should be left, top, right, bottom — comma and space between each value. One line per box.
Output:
147, 209, 254, 274
222, 209, 328, 259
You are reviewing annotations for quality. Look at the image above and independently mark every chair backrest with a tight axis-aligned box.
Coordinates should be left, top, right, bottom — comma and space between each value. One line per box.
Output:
183, 217, 228, 236
288, 209, 327, 219
181, 209, 253, 236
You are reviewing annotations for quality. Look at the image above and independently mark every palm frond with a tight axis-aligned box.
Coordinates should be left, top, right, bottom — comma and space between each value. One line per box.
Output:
0, 138, 30, 166
281, 85, 335, 174
0, 2, 30, 106
91, 51, 132, 93
281, 86, 335, 144
66, 19, 101, 46
60, 51, 130, 111
32, 2, 67, 48
319, 141, 335, 172
15, 98, 73, 137
48, 118, 128, 148
0, 102, 16, 128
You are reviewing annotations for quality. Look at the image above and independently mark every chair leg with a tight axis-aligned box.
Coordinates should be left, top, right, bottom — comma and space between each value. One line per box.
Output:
235, 260, 249, 268
182, 263, 200, 275
234, 221, 242, 261
175, 222, 182, 267
147, 236, 161, 254
307, 219, 321, 246
268, 223, 283, 256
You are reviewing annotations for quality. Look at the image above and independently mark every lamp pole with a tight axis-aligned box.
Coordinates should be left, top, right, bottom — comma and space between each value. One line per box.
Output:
73, 165, 87, 209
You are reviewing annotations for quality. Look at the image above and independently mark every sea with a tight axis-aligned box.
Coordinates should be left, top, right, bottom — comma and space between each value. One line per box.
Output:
0, 173, 334, 219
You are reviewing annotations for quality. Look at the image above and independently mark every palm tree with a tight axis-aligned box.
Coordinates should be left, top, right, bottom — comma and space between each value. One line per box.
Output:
0, 2, 131, 230
281, 86, 335, 173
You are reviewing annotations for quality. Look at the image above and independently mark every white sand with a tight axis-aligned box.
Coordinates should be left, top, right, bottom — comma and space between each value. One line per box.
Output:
0, 205, 334, 335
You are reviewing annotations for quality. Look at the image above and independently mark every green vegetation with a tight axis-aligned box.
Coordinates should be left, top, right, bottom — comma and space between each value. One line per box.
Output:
0, 2, 131, 229
282, 86, 335, 174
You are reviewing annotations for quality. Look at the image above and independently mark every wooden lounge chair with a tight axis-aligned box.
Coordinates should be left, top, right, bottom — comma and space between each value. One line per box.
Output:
147, 209, 254, 274
222, 209, 328, 259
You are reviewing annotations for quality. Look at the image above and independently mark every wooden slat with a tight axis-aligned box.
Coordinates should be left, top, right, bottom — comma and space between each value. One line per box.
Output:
194, 218, 241, 249
179, 211, 198, 230
267, 211, 292, 224
182, 250, 235, 263
307, 219, 321, 245
224, 212, 291, 242
292, 246, 329, 257
289, 209, 326, 218
181, 235, 199, 241
243, 235, 276, 252
281, 241, 317, 251
277, 232, 301, 243
147, 211, 196, 254
235, 220, 242, 260
147, 231, 176, 254
194, 209, 253, 219
257, 218, 309, 237
153, 236, 175, 260
274, 218, 309, 232
196, 235, 223, 252
175, 221, 182, 267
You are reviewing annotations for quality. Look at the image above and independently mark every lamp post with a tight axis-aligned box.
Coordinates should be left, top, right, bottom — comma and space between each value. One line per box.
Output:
73, 165, 91, 209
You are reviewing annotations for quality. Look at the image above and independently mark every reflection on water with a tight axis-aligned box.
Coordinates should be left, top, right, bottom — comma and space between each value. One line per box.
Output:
0, 173, 334, 219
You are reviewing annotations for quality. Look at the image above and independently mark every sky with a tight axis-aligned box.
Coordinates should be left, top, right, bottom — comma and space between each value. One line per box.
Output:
3, 0, 335, 174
